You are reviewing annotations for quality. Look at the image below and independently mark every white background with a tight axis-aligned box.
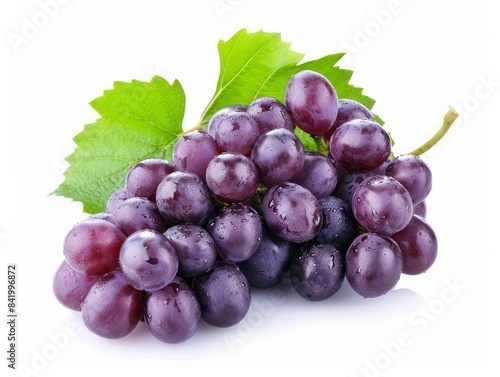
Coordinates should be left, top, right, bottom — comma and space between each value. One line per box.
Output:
1, 0, 498, 376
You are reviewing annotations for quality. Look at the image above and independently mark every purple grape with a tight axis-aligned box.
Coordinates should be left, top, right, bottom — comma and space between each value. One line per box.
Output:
163, 224, 218, 278
214, 111, 260, 156
119, 229, 178, 292
193, 262, 251, 328
345, 233, 402, 298
206, 203, 262, 263
390, 215, 438, 275
384, 154, 432, 204
145, 277, 201, 343
352, 175, 413, 236
173, 130, 219, 181
207, 104, 248, 138
329, 119, 391, 171
52, 261, 100, 311
88, 212, 116, 225
251, 128, 305, 187
81, 269, 144, 339
247, 96, 294, 134
106, 187, 131, 214
322, 99, 375, 142
315, 196, 357, 247
262, 182, 322, 243
290, 244, 345, 301
205, 152, 259, 203
334, 170, 377, 206
238, 225, 292, 289
285, 70, 339, 135
413, 200, 427, 218
291, 151, 338, 199
125, 158, 176, 202
156, 171, 214, 225
63, 219, 126, 276
114, 197, 166, 236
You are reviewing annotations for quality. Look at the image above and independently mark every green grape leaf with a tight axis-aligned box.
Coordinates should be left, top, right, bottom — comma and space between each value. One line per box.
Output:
53, 28, 384, 214
53, 76, 185, 213
200, 29, 383, 137
199, 29, 303, 128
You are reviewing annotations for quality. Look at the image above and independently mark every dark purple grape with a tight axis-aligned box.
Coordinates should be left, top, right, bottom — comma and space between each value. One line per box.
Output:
322, 99, 375, 142
145, 277, 201, 343
262, 182, 322, 243
119, 229, 178, 291
63, 219, 126, 276
52, 261, 100, 311
106, 187, 131, 214
238, 225, 292, 289
352, 175, 413, 236
391, 215, 438, 275
205, 152, 259, 203
156, 171, 214, 225
163, 224, 217, 278
315, 196, 357, 247
247, 96, 294, 134
345, 233, 402, 298
125, 158, 176, 202
251, 128, 305, 187
173, 130, 219, 181
193, 262, 251, 328
413, 200, 427, 218
206, 203, 262, 263
285, 70, 339, 135
81, 269, 144, 339
114, 197, 166, 236
207, 104, 248, 138
329, 119, 391, 171
290, 244, 345, 301
291, 151, 338, 199
214, 111, 260, 156
335, 170, 377, 206
384, 154, 432, 204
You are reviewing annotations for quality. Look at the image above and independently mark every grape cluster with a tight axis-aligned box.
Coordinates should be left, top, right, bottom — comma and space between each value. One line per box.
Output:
53, 70, 438, 343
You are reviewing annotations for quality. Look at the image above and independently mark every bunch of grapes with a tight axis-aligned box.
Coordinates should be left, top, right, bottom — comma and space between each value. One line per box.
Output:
53, 70, 438, 343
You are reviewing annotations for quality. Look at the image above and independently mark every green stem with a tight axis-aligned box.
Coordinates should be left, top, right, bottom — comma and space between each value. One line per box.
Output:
313, 135, 329, 155
409, 107, 459, 156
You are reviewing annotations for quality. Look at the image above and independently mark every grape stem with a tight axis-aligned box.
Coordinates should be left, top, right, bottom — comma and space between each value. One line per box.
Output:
409, 107, 459, 156
313, 135, 330, 155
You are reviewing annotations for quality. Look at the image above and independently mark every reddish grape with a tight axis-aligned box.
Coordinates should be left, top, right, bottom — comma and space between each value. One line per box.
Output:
247, 96, 294, 134
285, 70, 339, 135
173, 129, 219, 181
352, 175, 413, 236
63, 219, 126, 276
391, 215, 438, 275
345, 233, 402, 298
145, 277, 201, 343
81, 270, 144, 339
384, 154, 432, 204
52, 261, 100, 311
125, 158, 176, 202
329, 119, 391, 171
